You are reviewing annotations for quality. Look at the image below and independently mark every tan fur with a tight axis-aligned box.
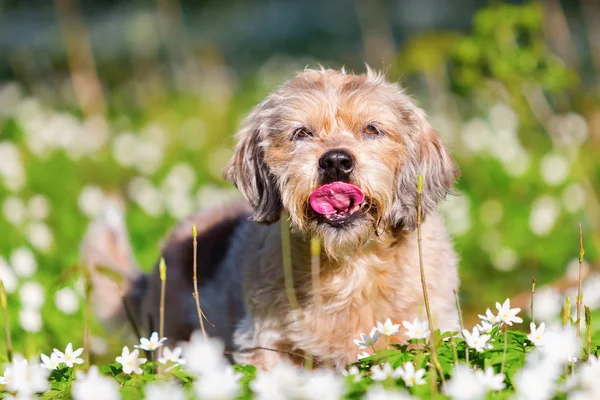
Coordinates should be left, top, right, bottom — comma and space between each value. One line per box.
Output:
81, 67, 460, 370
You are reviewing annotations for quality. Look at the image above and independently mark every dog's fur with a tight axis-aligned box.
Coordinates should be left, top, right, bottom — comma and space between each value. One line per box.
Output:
80, 67, 460, 370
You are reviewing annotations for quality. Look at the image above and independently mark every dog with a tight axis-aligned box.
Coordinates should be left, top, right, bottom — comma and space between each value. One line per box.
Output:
80, 67, 460, 370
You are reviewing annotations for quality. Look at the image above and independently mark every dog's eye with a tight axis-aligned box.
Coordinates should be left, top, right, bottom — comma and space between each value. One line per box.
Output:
293, 127, 313, 140
363, 125, 382, 137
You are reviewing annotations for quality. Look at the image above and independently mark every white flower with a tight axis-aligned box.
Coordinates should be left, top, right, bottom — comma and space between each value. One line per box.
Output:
402, 318, 431, 340
127, 177, 164, 217
19, 308, 42, 332
2, 354, 50, 396
527, 322, 546, 346
443, 364, 485, 400
10, 247, 37, 278
477, 308, 500, 325
0, 143, 25, 192
28, 195, 51, 220
40, 352, 62, 370
496, 298, 523, 326
302, 369, 345, 400
540, 153, 570, 187
145, 381, 186, 400
533, 287, 562, 322
463, 328, 492, 353
135, 332, 166, 351
26, 221, 53, 252
250, 361, 303, 400
365, 385, 415, 400
158, 346, 185, 365
376, 318, 401, 336
357, 352, 371, 360
0, 257, 17, 294
55, 287, 80, 315
371, 362, 402, 381
354, 327, 382, 349
78, 185, 106, 219
514, 357, 561, 400
562, 183, 586, 214
438, 193, 471, 236
53, 343, 84, 368
19, 281, 45, 310
343, 366, 362, 383
475, 319, 493, 334
566, 355, 600, 396
180, 332, 228, 374
116, 346, 146, 374
475, 366, 505, 391
72, 365, 120, 400
529, 196, 560, 236
538, 325, 579, 364
2, 196, 26, 226
493, 248, 518, 272
397, 361, 426, 387
162, 163, 196, 193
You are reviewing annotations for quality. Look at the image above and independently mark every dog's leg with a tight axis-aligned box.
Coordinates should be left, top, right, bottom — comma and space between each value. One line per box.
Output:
79, 199, 144, 330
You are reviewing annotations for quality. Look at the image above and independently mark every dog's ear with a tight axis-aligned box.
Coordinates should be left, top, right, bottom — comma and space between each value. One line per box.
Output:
223, 102, 282, 224
392, 122, 460, 230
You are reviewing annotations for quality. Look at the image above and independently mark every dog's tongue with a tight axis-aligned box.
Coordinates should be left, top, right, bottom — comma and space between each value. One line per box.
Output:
309, 182, 365, 215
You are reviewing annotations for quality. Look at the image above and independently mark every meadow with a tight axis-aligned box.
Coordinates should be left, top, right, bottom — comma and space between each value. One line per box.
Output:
1, 2, 600, 398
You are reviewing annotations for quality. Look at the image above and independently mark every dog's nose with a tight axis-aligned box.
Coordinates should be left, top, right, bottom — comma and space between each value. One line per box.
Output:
319, 149, 354, 181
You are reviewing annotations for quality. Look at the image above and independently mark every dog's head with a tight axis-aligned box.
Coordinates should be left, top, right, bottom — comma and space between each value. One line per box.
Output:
224, 67, 459, 255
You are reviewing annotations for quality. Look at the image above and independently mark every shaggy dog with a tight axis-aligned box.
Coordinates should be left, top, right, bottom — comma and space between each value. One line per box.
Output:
80, 67, 460, 370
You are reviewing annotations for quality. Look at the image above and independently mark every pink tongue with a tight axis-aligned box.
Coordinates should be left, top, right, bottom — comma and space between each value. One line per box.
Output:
309, 182, 365, 215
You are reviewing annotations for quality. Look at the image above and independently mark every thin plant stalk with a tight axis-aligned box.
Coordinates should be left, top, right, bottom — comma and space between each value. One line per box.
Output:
158, 257, 167, 366
428, 361, 438, 397
191, 224, 208, 341
530, 278, 536, 325
500, 324, 508, 374
449, 334, 459, 366
585, 305, 592, 359
563, 297, 571, 327
310, 236, 322, 312
280, 211, 313, 369
121, 290, 143, 340
120, 289, 151, 361
577, 224, 585, 337
416, 175, 445, 384
82, 267, 92, 370
0, 281, 13, 363
417, 175, 435, 333
454, 290, 468, 364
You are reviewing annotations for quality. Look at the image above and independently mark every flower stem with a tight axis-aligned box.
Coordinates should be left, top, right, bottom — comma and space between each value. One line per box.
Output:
416, 175, 435, 333
585, 305, 592, 359
310, 236, 321, 312
416, 175, 445, 384
577, 224, 585, 337
0, 281, 12, 363
530, 277, 536, 325
82, 267, 92, 371
449, 334, 458, 366
453, 290, 467, 364
280, 211, 312, 369
158, 257, 167, 369
191, 224, 208, 341
500, 324, 508, 374
562, 297, 571, 327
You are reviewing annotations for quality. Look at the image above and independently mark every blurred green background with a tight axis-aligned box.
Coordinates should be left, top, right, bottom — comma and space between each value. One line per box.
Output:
0, 0, 599, 361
